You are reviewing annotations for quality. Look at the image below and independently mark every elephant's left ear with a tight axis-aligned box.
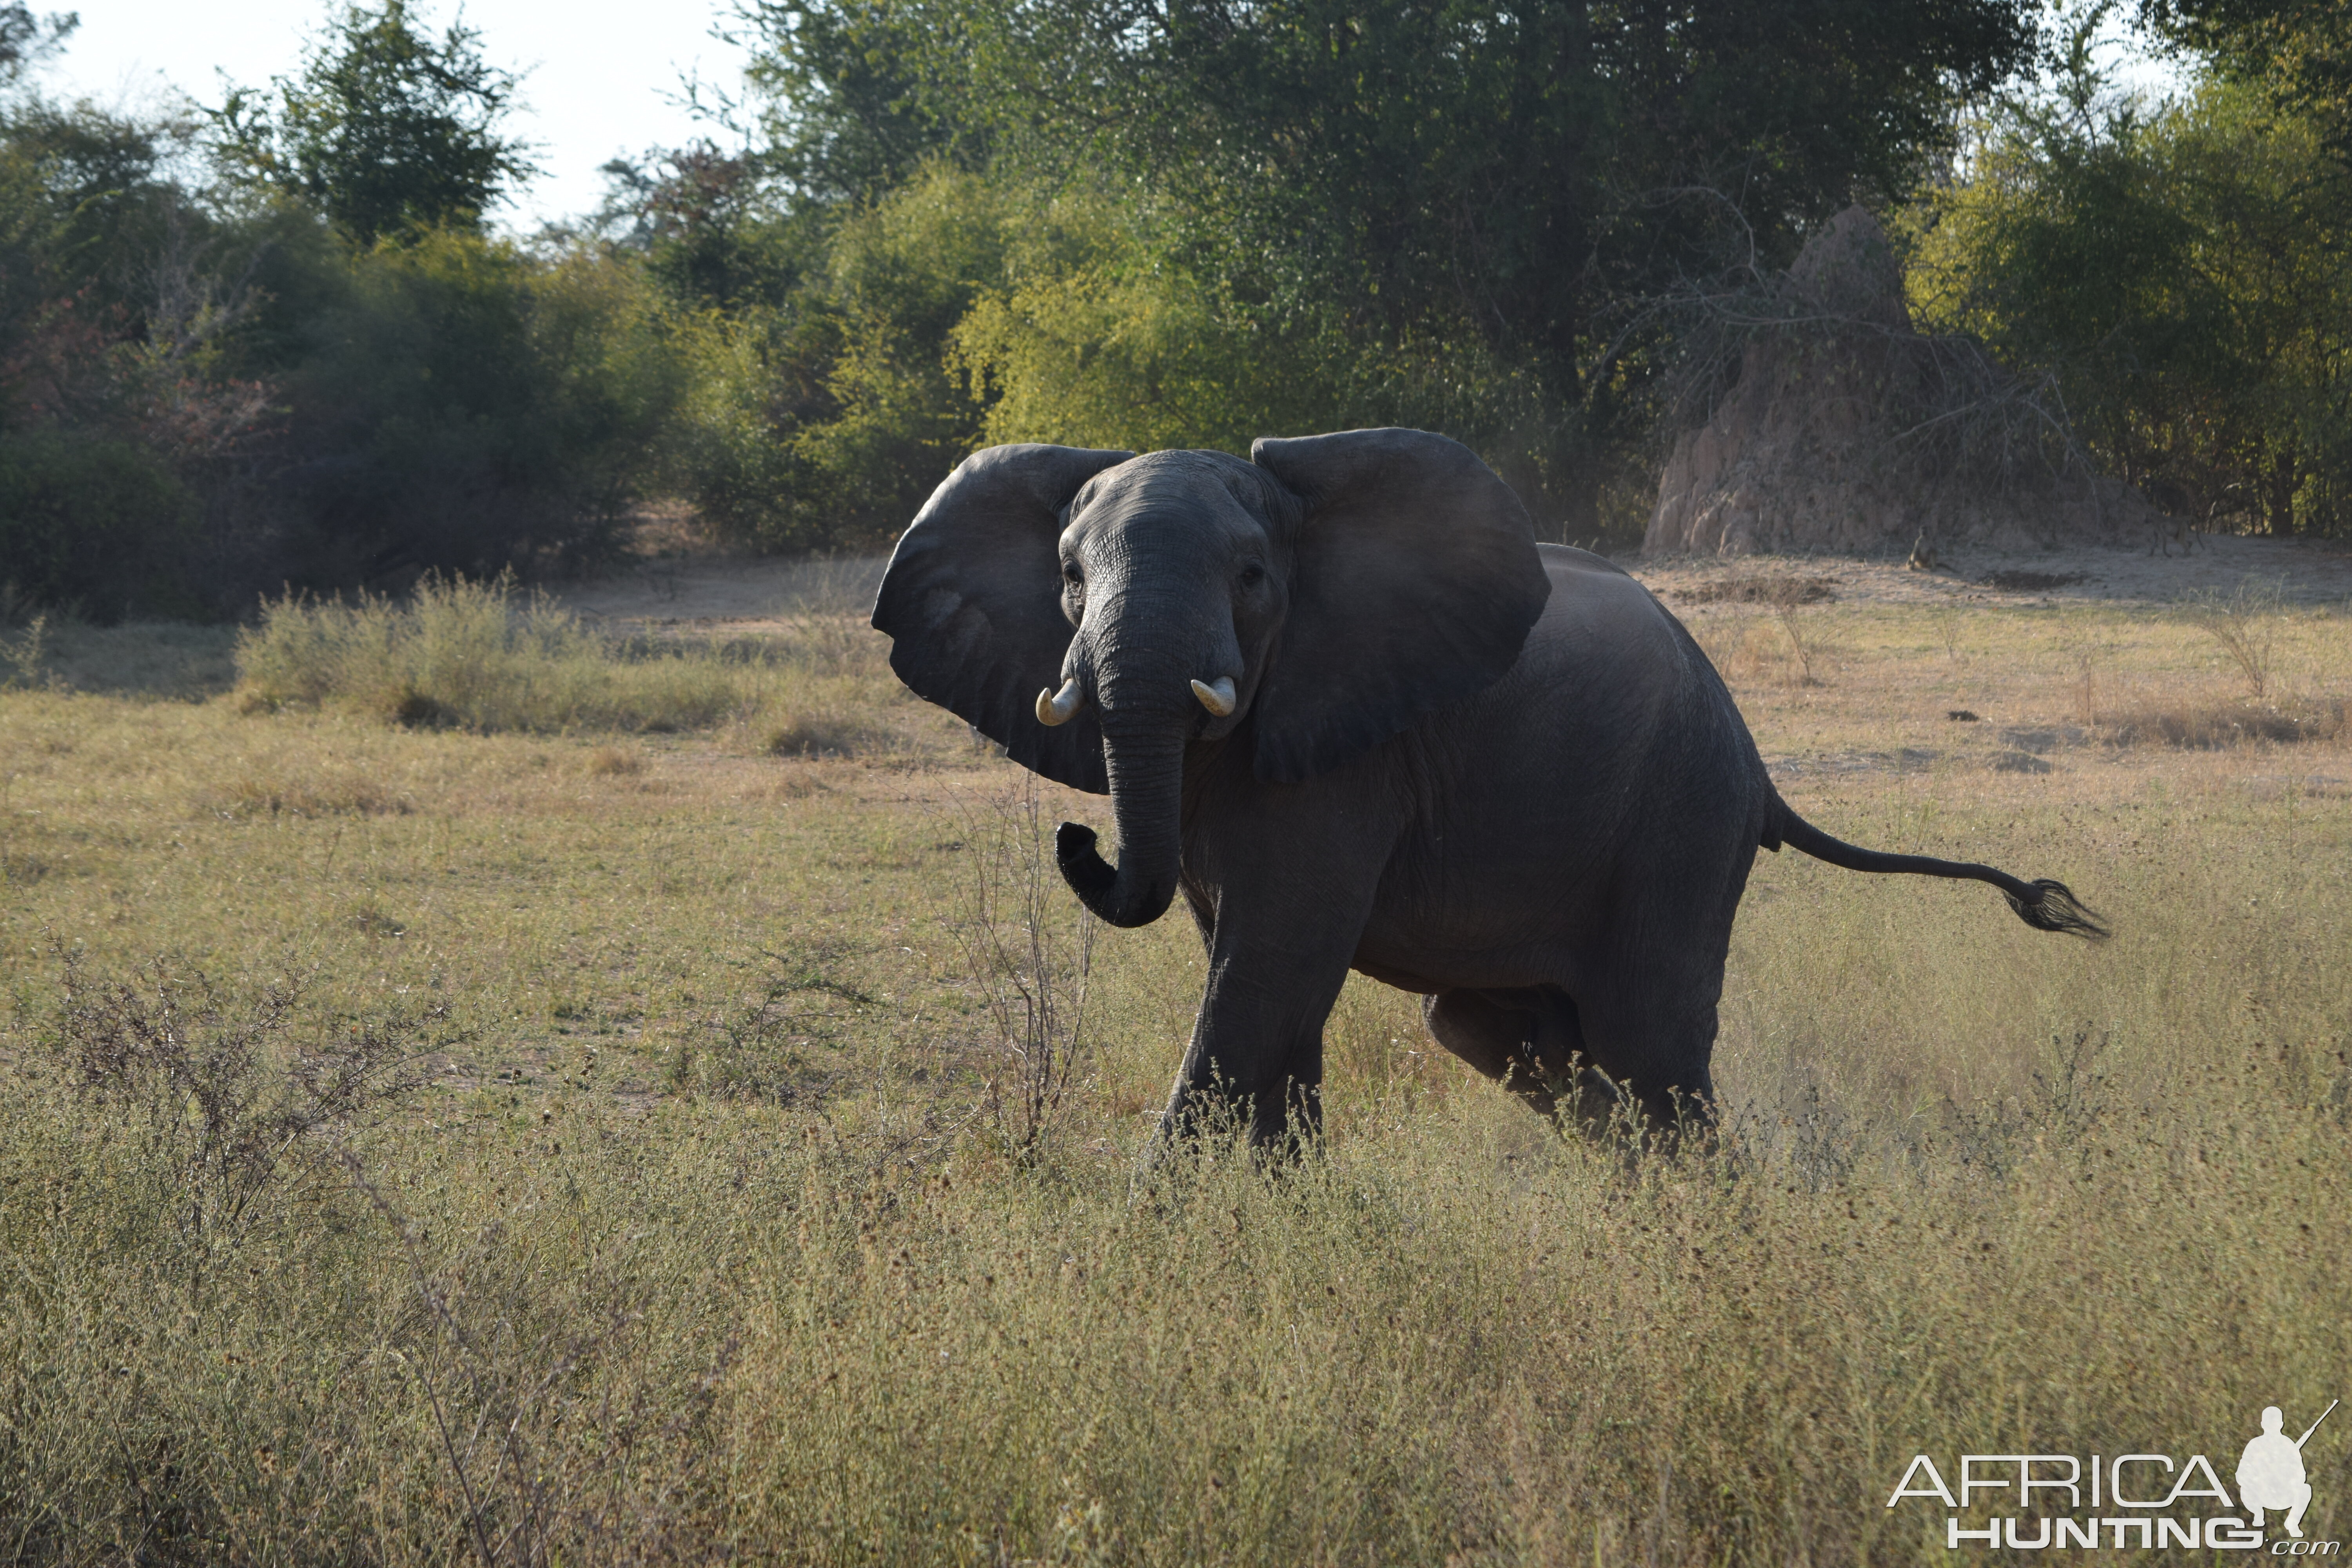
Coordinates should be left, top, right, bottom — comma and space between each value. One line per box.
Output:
871, 443, 1134, 794
1249, 428, 1550, 783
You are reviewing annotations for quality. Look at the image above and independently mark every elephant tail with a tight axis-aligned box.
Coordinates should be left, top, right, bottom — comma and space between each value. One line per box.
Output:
1764, 797, 2110, 940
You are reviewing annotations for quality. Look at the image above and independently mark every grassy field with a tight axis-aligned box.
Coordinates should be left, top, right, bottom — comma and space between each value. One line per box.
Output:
1, 568, 2347, 1564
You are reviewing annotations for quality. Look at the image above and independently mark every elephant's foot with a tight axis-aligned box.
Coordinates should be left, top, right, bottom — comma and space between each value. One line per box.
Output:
1143, 1073, 1323, 1169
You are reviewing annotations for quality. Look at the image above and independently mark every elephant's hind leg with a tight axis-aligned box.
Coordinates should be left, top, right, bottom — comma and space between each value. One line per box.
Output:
1573, 971, 1724, 1143
1423, 990, 1552, 1115
1422, 987, 1625, 1132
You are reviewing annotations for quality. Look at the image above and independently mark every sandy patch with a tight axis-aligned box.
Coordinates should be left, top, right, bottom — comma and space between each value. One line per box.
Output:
1632, 532, 2352, 608
558, 554, 886, 638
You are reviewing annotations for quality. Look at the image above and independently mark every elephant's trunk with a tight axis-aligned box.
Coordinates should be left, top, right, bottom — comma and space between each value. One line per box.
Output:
1056, 717, 1185, 929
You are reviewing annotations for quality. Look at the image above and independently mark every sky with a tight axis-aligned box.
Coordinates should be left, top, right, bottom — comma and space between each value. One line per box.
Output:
31, 0, 754, 230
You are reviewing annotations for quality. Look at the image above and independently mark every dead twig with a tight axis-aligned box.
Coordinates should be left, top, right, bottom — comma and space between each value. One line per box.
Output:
950, 776, 1098, 1165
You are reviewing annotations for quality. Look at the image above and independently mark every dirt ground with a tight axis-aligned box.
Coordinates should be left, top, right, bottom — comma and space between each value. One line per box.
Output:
554, 531, 2352, 630
557, 552, 886, 636
1632, 531, 2352, 607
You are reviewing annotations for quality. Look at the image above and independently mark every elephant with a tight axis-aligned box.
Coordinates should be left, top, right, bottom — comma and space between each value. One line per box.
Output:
870, 428, 2106, 1148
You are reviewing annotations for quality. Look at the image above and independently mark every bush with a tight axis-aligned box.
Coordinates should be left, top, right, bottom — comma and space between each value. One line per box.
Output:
670, 165, 1022, 554
662, 302, 843, 552
270, 229, 680, 581
234, 573, 751, 733
43, 945, 434, 1273
0, 431, 201, 617
950, 222, 1339, 456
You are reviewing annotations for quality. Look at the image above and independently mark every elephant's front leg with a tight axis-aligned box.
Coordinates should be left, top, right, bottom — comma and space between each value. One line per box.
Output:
1158, 859, 1385, 1153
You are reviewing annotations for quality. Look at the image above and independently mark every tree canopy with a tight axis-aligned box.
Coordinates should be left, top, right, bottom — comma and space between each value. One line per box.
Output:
0, 3, 75, 84
2141, 0, 2352, 156
736, 0, 2046, 525
1909, 42, 2352, 535
212, 0, 537, 243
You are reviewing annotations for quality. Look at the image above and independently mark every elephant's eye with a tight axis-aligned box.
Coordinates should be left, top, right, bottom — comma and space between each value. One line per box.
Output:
1062, 561, 1083, 585
1239, 562, 1266, 587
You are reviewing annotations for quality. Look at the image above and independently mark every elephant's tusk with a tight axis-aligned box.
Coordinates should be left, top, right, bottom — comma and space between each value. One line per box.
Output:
1191, 676, 1238, 717
1036, 678, 1083, 726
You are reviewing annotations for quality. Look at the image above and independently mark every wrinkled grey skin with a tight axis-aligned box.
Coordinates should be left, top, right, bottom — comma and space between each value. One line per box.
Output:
872, 428, 2102, 1149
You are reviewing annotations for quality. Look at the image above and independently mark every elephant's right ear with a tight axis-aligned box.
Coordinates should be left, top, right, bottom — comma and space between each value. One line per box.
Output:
871, 443, 1134, 795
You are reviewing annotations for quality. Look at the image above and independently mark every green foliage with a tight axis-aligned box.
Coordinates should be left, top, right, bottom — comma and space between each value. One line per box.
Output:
738, 0, 985, 204
0, 97, 215, 443
0, 3, 72, 85
267, 227, 681, 577
847, 0, 2045, 528
211, 0, 537, 244
668, 164, 1017, 552
1907, 58, 2352, 535
0, 96, 185, 317
2141, 0, 2352, 158
9, 0, 2349, 603
663, 304, 842, 552
0, 13, 684, 611
596, 143, 830, 312
953, 263, 1297, 456
796, 166, 1011, 526
949, 187, 1344, 454
0, 431, 200, 615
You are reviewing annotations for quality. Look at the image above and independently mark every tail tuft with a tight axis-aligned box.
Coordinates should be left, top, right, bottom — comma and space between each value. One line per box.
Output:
1773, 797, 2112, 942
2003, 878, 2111, 940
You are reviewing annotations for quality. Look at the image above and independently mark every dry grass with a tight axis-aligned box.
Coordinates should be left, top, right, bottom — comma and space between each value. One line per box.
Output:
756, 704, 886, 758
233, 575, 752, 735
0, 612, 239, 699
227, 574, 904, 753
2183, 576, 2286, 697
225, 573, 965, 773
1, 588, 2347, 1563
2100, 697, 2346, 750
583, 746, 646, 777
1673, 583, 2350, 777
1, 612, 50, 689
1693, 610, 1834, 688
1669, 572, 1839, 605
207, 770, 416, 819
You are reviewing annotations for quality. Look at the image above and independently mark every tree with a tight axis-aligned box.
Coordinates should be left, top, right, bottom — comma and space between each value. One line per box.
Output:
1907, 49, 2352, 537
2140, 0, 2352, 159
0, 3, 76, 87
591, 142, 826, 310
734, 0, 984, 206
739, 0, 2043, 531
212, 0, 537, 244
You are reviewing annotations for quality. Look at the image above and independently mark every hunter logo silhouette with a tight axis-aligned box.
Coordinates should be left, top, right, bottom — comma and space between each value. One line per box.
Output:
2239, 1400, 2336, 1538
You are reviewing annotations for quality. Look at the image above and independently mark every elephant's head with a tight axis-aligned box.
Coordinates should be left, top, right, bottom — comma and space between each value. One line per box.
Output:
870, 427, 1550, 928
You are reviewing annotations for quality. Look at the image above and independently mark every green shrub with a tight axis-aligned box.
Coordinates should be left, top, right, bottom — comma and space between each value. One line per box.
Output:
0, 431, 200, 617
951, 247, 1334, 457
1906, 77, 2352, 536
664, 302, 843, 552
269, 229, 680, 579
670, 165, 1017, 553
